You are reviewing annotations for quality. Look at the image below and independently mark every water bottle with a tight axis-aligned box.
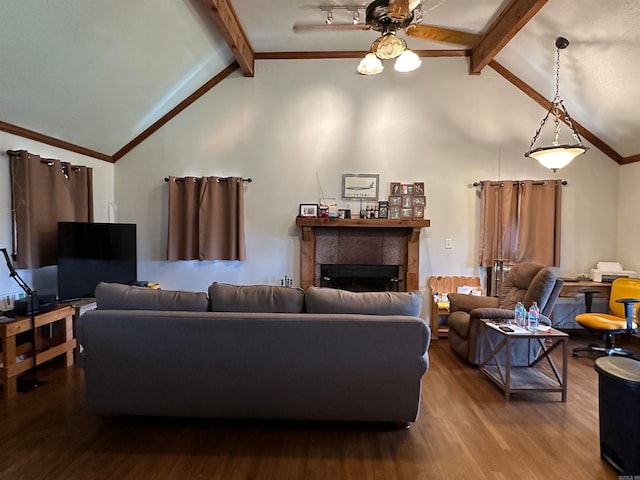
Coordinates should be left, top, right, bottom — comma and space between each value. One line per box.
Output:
527, 301, 540, 332
514, 301, 526, 328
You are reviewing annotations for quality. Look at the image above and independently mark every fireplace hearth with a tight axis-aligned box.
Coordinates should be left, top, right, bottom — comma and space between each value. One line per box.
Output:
321, 264, 400, 292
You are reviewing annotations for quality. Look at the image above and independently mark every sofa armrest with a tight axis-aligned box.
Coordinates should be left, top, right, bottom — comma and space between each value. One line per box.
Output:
448, 293, 498, 314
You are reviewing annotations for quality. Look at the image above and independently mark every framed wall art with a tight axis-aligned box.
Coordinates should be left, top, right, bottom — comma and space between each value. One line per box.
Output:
389, 206, 401, 219
342, 173, 380, 200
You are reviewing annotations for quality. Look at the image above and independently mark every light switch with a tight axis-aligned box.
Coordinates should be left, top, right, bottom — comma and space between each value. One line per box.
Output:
445, 238, 452, 249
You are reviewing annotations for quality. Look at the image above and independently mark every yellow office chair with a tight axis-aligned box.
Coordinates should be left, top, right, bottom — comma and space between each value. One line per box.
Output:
573, 278, 640, 357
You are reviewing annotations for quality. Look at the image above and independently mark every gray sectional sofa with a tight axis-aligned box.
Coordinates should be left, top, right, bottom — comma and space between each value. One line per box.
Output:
76, 282, 430, 424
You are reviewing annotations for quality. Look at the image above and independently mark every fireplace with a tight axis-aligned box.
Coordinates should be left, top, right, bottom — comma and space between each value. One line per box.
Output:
295, 217, 430, 292
321, 264, 401, 292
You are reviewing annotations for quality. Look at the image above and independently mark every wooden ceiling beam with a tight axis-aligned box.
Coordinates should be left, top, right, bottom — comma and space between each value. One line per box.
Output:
490, 60, 625, 165
470, 0, 548, 75
203, 0, 254, 77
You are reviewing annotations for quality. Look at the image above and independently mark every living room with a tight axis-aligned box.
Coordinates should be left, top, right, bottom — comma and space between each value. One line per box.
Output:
1, 1, 639, 479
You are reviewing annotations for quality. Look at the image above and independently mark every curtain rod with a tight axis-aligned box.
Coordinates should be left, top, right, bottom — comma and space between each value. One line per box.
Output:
473, 180, 568, 187
164, 176, 252, 183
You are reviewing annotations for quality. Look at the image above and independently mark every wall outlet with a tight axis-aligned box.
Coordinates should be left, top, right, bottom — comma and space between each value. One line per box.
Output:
445, 238, 453, 249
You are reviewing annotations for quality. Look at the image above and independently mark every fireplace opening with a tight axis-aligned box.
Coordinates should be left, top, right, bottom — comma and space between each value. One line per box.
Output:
321, 264, 401, 292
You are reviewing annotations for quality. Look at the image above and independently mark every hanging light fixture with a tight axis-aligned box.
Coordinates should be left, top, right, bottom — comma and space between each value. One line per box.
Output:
358, 30, 421, 75
525, 37, 588, 172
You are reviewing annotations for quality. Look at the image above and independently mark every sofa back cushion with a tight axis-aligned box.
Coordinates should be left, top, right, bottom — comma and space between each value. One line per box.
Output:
208, 282, 305, 313
95, 282, 209, 312
305, 286, 423, 317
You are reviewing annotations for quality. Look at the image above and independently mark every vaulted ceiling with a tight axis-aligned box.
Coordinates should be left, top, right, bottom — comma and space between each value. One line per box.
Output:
1, 0, 639, 165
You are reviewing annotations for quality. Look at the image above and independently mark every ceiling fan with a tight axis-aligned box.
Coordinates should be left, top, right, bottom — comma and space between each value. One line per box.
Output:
293, 0, 479, 48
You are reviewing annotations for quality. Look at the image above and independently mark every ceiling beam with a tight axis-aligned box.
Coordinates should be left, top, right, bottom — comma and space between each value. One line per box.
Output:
203, 0, 254, 77
255, 50, 470, 60
112, 62, 240, 162
489, 60, 625, 165
470, 0, 548, 75
0, 120, 113, 163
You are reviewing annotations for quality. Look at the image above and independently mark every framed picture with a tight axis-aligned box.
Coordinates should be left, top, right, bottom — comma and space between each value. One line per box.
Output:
390, 182, 402, 196
413, 195, 426, 206
413, 205, 425, 219
342, 173, 380, 200
389, 206, 401, 219
401, 207, 414, 219
401, 184, 414, 195
379, 205, 389, 219
414, 182, 425, 195
388, 195, 402, 206
402, 195, 413, 208
299, 204, 318, 217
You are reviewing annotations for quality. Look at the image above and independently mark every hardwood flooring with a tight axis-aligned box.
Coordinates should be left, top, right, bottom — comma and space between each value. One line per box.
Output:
1, 335, 636, 480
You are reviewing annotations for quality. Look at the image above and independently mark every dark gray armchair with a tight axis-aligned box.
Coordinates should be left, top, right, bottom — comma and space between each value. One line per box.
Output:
447, 263, 563, 365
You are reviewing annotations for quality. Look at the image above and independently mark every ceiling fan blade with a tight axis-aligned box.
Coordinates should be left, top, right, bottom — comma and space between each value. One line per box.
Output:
405, 24, 479, 47
293, 22, 371, 33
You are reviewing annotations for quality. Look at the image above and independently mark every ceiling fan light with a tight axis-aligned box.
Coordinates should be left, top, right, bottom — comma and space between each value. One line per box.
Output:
357, 53, 384, 75
394, 49, 421, 72
525, 145, 588, 172
372, 33, 406, 59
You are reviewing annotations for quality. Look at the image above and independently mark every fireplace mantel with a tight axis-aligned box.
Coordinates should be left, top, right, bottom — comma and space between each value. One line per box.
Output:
295, 217, 430, 291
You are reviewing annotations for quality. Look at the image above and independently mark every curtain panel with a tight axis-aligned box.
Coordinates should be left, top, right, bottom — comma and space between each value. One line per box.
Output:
478, 179, 562, 267
9, 150, 94, 269
167, 176, 246, 261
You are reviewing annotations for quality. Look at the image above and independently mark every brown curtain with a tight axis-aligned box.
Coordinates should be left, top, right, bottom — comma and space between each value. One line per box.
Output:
9, 150, 94, 269
478, 179, 562, 267
167, 176, 246, 261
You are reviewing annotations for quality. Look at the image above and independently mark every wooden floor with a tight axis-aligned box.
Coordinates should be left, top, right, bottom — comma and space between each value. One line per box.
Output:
1, 335, 636, 480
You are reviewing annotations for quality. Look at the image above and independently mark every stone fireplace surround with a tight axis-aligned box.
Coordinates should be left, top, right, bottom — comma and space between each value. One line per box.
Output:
295, 217, 431, 292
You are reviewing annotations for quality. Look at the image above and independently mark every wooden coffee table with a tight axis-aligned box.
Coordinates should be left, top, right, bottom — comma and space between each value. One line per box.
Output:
1, 305, 76, 399
478, 320, 569, 402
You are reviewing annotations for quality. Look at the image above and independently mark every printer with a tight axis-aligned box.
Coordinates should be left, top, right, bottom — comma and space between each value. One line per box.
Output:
590, 262, 638, 283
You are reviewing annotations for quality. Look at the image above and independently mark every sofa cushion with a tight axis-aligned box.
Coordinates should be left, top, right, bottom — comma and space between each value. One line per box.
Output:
208, 282, 305, 313
95, 282, 209, 312
305, 286, 423, 317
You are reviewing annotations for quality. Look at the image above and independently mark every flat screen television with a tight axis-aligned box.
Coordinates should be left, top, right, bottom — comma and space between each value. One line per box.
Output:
57, 222, 137, 302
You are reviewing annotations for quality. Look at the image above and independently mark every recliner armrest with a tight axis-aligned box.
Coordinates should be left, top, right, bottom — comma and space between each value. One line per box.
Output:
470, 307, 514, 321
448, 293, 498, 313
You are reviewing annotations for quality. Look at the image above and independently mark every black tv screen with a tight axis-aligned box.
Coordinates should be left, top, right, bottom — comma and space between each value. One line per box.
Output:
57, 222, 137, 302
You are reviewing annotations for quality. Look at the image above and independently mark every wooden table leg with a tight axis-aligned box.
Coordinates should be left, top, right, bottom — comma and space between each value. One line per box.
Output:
2, 334, 18, 399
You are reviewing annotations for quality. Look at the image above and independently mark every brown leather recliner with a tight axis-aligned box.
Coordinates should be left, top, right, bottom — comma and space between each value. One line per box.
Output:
447, 263, 563, 365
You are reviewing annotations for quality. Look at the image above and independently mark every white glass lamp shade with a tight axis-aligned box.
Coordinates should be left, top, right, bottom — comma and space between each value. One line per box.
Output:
357, 53, 384, 75
526, 145, 587, 171
394, 49, 422, 72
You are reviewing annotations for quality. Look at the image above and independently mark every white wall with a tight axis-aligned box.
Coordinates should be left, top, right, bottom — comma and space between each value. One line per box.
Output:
0, 132, 114, 298
618, 162, 640, 272
114, 57, 620, 295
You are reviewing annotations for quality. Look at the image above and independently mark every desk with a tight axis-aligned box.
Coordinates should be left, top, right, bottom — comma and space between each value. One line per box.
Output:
1, 305, 76, 399
478, 321, 569, 402
559, 280, 611, 300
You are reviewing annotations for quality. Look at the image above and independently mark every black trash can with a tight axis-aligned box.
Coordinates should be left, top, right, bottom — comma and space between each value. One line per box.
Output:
594, 356, 640, 475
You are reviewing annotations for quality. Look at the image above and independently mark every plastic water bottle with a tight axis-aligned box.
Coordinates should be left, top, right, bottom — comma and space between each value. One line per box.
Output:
527, 301, 540, 332
514, 301, 526, 328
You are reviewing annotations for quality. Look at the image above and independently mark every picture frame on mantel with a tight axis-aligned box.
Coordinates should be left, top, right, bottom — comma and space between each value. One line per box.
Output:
299, 204, 318, 217
342, 173, 379, 200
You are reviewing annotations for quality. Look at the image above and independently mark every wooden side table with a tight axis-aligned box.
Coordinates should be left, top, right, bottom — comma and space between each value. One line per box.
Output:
1, 305, 76, 399
478, 320, 569, 402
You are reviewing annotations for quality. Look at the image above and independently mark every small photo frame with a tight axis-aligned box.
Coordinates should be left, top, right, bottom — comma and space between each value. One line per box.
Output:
413, 195, 426, 206
390, 182, 402, 196
299, 204, 318, 217
413, 205, 425, 219
402, 195, 413, 208
389, 206, 401, 219
342, 173, 380, 200
401, 184, 414, 195
414, 182, 425, 195
379, 205, 389, 219
388, 195, 402, 206
401, 207, 414, 219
